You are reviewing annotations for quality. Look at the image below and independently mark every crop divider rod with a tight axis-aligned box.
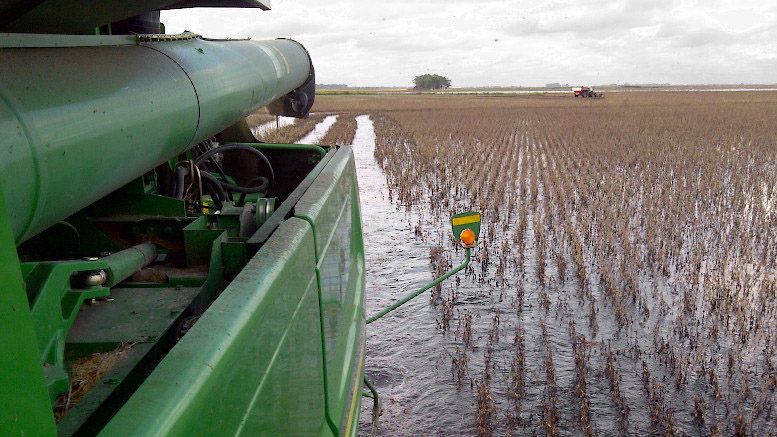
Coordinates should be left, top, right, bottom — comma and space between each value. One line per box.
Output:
367, 248, 471, 324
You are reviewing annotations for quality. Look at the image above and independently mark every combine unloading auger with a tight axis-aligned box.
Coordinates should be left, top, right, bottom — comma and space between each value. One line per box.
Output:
2, 34, 315, 243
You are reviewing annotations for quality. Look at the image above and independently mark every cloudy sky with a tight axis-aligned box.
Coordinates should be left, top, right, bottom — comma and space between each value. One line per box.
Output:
163, 0, 777, 88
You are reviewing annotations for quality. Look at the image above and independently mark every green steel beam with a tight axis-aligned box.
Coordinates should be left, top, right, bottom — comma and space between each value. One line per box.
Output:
22, 242, 157, 400
0, 184, 56, 435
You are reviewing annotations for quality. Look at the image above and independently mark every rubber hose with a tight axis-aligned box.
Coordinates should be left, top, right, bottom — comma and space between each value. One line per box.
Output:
198, 140, 234, 201
237, 176, 270, 206
193, 144, 274, 193
174, 166, 187, 199
199, 171, 228, 202
203, 181, 224, 209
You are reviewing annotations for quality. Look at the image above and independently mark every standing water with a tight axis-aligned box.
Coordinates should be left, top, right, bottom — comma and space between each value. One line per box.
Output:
315, 112, 775, 435
250, 116, 296, 137
352, 115, 476, 434
298, 115, 338, 144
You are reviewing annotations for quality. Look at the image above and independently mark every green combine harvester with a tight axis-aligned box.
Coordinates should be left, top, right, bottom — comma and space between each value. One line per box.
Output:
0, 1, 479, 435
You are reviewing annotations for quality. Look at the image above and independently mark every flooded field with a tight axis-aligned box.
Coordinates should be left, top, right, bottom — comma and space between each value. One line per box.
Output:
259, 90, 777, 435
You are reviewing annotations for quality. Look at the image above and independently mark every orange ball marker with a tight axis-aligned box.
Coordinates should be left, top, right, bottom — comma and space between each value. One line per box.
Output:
460, 228, 476, 247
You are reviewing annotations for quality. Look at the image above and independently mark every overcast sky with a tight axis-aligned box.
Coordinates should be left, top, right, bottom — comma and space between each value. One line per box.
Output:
162, 0, 777, 88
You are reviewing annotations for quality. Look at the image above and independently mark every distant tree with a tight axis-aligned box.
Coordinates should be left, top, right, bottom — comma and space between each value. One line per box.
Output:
413, 74, 451, 90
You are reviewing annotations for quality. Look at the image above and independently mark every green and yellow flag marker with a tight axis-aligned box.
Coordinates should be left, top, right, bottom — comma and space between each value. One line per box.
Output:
451, 211, 481, 248
366, 211, 480, 324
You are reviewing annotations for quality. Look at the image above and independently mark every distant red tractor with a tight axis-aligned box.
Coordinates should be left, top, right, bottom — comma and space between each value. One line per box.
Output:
572, 86, 604, 98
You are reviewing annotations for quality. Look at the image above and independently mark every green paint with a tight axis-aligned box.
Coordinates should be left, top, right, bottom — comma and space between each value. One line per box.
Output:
451, 211, 481, 247
94, 147, 365, 435
0, 36, 312, 243
101, 218, 328, 435
293, 147, 367, 434
0, 184, 56, 436
1, 11, 364, 434
22, 243, 156, 400
85, 191, 187, 218
184, 217, 226, 266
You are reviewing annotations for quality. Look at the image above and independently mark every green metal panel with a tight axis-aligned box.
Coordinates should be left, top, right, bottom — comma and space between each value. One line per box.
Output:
294, 147, 359, 266
0, 35, 312, 244
66, 287, 202, 344
84, 191, 187, 217
59, 286, 202, 435
184, 216, 226, 266
0, 184, 56, 436
101, 217, 327, 435
294, 146, 366, 434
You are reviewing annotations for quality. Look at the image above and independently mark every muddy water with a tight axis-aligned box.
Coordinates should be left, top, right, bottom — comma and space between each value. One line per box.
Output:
351, 114, 478, 434
349, 114, 633, 435
343, 115, 773, 435
250, 115, 296, 137
299, 114, 338, 144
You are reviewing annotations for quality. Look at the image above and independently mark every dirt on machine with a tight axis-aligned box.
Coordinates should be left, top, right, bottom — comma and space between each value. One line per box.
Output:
572, 86, 604, 98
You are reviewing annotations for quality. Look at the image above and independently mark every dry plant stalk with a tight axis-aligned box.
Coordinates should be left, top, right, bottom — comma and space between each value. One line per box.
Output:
254, 113, 325, 143
320, 90, 777, 434
317, 114, 357, 146
54, 343, 136, 422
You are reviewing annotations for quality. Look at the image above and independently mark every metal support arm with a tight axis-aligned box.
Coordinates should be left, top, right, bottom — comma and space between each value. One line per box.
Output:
367, 248, 471, 324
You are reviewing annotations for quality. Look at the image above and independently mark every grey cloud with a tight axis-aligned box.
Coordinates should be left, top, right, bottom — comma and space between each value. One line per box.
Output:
163, 1, 777, 87
655, 17, 777, 48
505, 0, 667, 37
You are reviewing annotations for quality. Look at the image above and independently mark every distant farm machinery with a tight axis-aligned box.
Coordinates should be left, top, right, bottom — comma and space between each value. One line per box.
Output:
572, 86, 604, 98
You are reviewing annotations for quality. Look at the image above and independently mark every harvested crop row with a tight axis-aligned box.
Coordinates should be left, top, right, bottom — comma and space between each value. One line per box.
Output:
244, 111, 277, 129
254, 113, 326, 143
317, 114, 357, 146
354, 91, 777, 435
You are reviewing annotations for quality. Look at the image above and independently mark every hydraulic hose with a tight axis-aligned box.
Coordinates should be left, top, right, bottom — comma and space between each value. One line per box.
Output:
237, 176, 270, 207
173, 161, 266, 208
174, 167, 187, 200
201, 179, 224, 210
198, 171, 228, 204
193, 144, 275, 194
198, 140, 234, 201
